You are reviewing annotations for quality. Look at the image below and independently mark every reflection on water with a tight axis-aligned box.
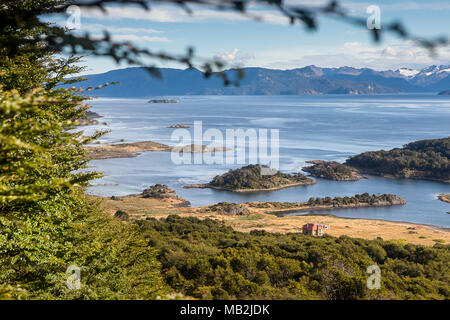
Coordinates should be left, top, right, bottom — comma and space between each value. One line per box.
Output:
84, 95, 450, 227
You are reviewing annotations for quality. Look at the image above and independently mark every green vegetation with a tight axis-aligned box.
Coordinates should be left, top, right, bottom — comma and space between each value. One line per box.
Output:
209, 164, 315, 191
208, 202, 251, 215
306, 193, 406, 206
0, 0, 165, 299
302, 160, 364, 181
245, 193, 406, 211
345, 137, 450, 182
137, 216, 450, 300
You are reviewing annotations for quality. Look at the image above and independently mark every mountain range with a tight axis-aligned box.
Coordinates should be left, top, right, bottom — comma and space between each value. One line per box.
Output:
73, 64, 450, 97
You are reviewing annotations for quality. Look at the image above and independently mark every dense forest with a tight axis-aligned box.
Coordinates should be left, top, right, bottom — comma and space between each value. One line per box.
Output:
209, 164, 315, 191
137, 216, 450, 300
345, 137, 450, 182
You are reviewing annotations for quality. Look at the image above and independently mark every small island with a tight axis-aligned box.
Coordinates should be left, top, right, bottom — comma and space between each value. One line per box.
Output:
345, 137, 450, 183
438, 193, 450, 203
167, 123, 190, 128
438, 90, 450, 95
148, 99, 179, 103
302, 160, 365, 181
171, 143, 229, 153
185, 164, 316, 192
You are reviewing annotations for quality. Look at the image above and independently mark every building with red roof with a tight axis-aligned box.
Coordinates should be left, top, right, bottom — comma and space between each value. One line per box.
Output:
302, 223, 328, 236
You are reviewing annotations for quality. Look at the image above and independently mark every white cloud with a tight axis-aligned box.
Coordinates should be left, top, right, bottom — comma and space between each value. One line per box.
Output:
215, 48, 239, 61
214, 48, 255, 65
68, 23, 169, 42
285, 1, 450, 12
382, 46, 397, 56
87, 33, 170, 43
110, 34, 170, 42
80, 23, 164, 34
80, 6, 288, 25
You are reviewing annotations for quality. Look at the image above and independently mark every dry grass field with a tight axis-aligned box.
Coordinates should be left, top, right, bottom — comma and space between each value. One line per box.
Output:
96, 193, 450, 246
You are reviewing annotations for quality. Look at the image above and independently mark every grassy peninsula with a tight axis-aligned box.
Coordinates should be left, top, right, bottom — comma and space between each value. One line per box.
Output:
302, 160, 365, 181
85, 141, 229, 160
345, 137, 450, 183
185, 164, 316, 192
245, 193, 406, 215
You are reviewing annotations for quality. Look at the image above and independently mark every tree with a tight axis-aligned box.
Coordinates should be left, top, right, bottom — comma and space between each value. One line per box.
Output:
0, 0, 166, 299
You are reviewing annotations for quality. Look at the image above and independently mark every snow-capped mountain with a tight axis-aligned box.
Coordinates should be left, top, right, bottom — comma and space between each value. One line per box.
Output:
70, 64, 450, 97
408, 65, 450, 88
396, 68, 420, 78
418, 65, 450, 76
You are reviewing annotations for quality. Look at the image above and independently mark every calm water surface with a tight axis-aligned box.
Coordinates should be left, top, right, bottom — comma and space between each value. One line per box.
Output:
82, 95, 450, 227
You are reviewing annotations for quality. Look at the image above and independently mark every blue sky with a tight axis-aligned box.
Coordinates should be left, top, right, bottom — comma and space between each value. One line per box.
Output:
49, 0, 450, 74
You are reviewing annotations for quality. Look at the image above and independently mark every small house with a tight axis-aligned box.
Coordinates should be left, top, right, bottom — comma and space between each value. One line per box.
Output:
302, 223, 328, 236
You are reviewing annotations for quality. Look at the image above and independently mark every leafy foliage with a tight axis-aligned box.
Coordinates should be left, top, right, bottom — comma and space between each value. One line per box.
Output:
137, 215, 450, 300
306, 193, 405, 206
0, 0, 165, 299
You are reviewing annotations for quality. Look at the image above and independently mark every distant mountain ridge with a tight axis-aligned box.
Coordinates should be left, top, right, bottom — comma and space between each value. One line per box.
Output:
72, 64, 450, 97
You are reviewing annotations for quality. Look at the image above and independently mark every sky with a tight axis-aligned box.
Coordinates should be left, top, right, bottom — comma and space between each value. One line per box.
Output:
48, 0, 450, 75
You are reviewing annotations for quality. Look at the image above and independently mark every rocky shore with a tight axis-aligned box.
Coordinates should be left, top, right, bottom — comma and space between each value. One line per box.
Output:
195, 194, 405, 217
438, 193, 450, 203
249, 197, 406, 215
142, 184, 191, 207
302, 160, 365, 181
148, 99, 179, 103
167, 123, 190, 128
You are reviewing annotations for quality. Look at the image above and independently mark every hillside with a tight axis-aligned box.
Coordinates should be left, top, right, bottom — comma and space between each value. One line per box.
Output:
71, 64, 450, 97
345, 137, 450, 183
137, 215, 450, 300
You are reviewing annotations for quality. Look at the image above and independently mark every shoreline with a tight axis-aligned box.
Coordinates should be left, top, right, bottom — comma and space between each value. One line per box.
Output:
184, 181, 317, 192
302, 160, 366, 181
356, 169, 450, 184
283, 211, 450, 231
258, 201, 406, 216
